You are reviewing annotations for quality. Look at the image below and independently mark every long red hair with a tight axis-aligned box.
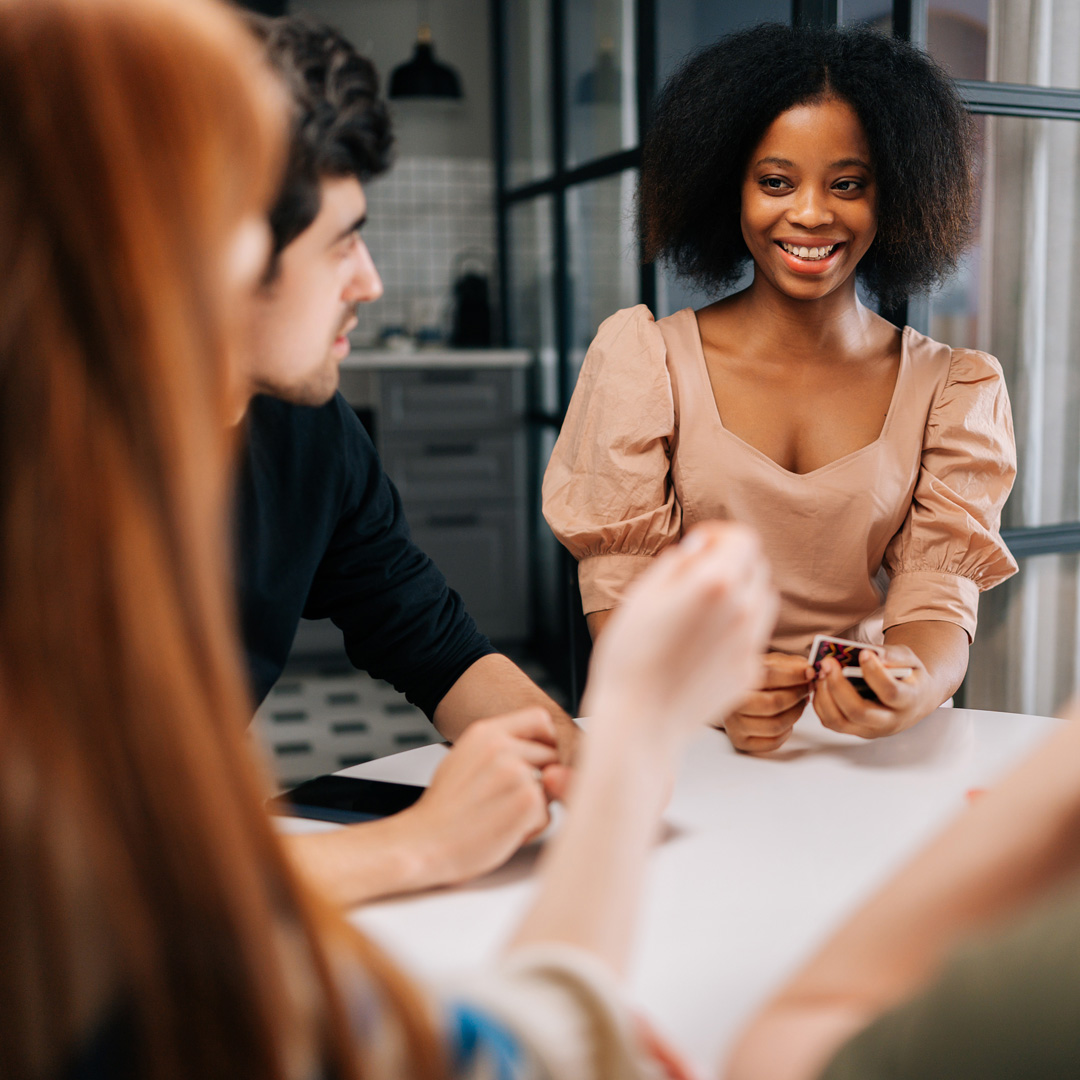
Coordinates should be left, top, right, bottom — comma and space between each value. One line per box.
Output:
0, 1, 441, 1077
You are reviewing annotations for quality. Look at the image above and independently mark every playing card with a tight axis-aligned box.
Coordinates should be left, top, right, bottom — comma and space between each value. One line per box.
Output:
808, 635, 912, 701
808, 634, 885, 676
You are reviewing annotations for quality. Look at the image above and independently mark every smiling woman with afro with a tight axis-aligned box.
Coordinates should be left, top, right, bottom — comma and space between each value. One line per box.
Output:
544, 22, 1019, 752
639, 23, 976, 308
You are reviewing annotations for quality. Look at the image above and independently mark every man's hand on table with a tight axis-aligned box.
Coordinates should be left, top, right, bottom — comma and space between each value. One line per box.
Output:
401, 707, 571, 883
284, 708, 570, 907
719, 653, 814, 753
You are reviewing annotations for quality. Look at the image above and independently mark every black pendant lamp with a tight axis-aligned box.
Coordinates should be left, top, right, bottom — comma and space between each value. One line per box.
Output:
389, 13, 463, 101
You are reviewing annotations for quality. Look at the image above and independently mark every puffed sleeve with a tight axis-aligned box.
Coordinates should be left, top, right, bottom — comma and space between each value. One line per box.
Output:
882, 348, 1019, 641
542, 305, 681, 615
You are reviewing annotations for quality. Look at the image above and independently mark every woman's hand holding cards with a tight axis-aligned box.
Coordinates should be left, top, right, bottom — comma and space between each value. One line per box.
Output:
812, 622, 970, 738
720, 653, 815, 753
813, 644, 929, 738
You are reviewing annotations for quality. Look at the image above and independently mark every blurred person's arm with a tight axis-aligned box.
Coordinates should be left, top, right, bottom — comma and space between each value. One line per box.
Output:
726, 708, 1080, 1080
303, 525, 773, 1080
509, 524, 776, 976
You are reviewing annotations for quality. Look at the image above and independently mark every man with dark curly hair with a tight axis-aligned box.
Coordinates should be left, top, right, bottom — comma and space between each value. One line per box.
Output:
235, 15, 573, 907
544, 24, 1017, 754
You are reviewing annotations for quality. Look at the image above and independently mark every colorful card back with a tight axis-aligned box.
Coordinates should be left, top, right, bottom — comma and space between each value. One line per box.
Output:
808, 635, 887, 701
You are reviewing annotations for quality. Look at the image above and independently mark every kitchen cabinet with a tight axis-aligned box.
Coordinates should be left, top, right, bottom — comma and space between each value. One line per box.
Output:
339, 350, 531, 643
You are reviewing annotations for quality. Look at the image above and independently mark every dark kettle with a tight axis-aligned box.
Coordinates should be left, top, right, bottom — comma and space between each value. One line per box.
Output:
450, 259, 492, 347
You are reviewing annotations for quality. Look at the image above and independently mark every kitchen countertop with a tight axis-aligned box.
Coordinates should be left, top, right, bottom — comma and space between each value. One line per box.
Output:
342, 347, 531, 370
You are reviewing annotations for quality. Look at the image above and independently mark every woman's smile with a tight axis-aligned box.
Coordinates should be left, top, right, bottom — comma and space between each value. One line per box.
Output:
774, 239, 847, 274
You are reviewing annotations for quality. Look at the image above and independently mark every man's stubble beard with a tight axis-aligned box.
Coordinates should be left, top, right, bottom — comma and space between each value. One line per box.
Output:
253, 357, 341, 407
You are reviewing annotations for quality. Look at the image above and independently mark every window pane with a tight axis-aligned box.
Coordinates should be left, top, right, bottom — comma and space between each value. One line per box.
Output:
658, 0, 791, 83
652, 0, 791, 319
566, 172, 640, 381
504, 0, 554, 186
840, 0, 892, 28
506, 197, 557, 412
564, 0, 637, 167
923, 114, 1080, 530
968, 552, 1080, 716
927, 0, 1080, 90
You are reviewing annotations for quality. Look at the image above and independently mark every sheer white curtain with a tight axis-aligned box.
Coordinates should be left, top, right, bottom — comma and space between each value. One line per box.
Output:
961, 0, 1080, 716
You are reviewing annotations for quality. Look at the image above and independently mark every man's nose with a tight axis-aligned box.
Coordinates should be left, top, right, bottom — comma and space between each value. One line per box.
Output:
344, 239, 383, 304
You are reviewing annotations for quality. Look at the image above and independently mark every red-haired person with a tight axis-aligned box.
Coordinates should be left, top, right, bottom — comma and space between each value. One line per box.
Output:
0, 1, 774, 1077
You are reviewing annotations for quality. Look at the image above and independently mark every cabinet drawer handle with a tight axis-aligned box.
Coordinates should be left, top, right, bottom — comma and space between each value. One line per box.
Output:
426, 513, 481, 528
423, 443, 479, 457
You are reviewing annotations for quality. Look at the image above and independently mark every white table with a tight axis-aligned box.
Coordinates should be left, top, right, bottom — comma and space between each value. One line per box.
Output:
294, 707, 1065, 1075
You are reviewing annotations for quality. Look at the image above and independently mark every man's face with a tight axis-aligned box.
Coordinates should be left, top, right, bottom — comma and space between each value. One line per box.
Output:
243, 175, 382, 406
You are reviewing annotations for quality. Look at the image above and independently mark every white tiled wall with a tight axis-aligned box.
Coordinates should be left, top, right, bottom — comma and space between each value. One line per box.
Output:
354, 156, 496, 345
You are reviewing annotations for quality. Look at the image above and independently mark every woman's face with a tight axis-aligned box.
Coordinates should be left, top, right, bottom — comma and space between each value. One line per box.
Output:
740, 96, 877, 303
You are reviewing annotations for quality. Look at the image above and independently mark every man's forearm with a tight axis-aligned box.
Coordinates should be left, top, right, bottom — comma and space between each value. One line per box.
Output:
433, 653, 574, 750
283, 812, 446, 907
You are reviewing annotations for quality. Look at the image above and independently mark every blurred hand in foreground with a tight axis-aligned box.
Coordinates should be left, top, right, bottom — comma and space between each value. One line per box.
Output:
582, 523, 777, 749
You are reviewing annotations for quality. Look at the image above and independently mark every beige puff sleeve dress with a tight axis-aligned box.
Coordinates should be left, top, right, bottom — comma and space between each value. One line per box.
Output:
542, 305, 1018, 655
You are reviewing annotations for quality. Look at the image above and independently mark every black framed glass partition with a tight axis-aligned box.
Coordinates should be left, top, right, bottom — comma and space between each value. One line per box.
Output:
493, 0, 664, 702
494, 0, 1080, 713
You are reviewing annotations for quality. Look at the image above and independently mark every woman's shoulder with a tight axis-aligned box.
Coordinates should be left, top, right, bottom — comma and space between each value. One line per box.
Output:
594, 303, 701, 344
903, 326, 1003, 381
570, 306, 681, 422
592, 304, 661, 349
584, 305, 671, 375
894, 326, 1002, 423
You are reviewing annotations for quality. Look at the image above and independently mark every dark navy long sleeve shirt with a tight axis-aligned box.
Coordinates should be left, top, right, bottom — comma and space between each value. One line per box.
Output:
234, 392, 494, 718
